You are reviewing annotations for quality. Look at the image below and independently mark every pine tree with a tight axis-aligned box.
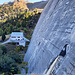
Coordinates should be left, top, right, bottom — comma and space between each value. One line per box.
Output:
2, 33, 6, 41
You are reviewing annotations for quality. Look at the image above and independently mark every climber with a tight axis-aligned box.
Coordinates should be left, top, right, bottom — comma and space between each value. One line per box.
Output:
59, 44, 68, 57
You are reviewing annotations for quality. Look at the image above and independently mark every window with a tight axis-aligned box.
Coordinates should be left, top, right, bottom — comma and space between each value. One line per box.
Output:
18, 37, 20, 38
11, 36, 16, 38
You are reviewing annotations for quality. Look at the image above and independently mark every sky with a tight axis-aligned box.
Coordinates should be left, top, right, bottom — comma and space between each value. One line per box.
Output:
0, 0, 45, 4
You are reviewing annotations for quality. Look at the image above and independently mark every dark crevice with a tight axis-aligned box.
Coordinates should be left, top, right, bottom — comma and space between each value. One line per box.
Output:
38, 42, 41, 46
50, 42, 59, 49
70, 62, 75, 68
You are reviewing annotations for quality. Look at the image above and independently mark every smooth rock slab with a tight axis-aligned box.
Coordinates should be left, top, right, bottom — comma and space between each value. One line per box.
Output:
24, 0, 75, 74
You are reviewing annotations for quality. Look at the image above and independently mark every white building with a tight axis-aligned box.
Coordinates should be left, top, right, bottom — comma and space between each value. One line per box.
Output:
2, 32, 29, 47
10, 32, 29, 46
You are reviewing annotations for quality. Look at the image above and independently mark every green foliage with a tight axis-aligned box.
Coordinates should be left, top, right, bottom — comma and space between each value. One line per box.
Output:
25, 34, 31, 40
23, 28, 27, 33
34, 9, 38, 14
0, 6, 41, 40
11, 42, 16, 45
21, 21, 26, 27
0, 29, 3, 36
10, 66, 18, 74
25, 67, 28, 74
8, 42, 16, 45
17, 69, 21, 74
2, 33, 6, 41
31, 12, 35, 15
0, 49, 3, 56
0, 45, 7, 54
0, 55, 15, 73
8, 24, 13, 33
21, 55, 25, 62
0, 73, 4, 75
9, 52, 22, 64
15, 45, 25, 53
22, 62, 28, 66
0, 45, 22, 74
16, 22, 20, 28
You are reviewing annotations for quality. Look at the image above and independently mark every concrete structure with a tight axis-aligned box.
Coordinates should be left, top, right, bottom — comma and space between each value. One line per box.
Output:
2, 32, 29, 47
24, 0, 75, 75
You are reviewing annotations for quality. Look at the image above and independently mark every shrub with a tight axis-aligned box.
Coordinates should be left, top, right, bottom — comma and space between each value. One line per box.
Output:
22, 62, 28, 65
9, 52, 22, 64
0, 45, 20, 74
10, 66, 18, 74
0, 45, 7, 54
0, 55, 15, 72
7, 42, 16, 45
0, 49, 3, 56
12, 42, 16, 45
17, 69, 21, 74
15, 45, 25, 52
25, 67, 28, 74
2, 33, 6, 41
23, 28, 27, 33
0, 28, 3, 36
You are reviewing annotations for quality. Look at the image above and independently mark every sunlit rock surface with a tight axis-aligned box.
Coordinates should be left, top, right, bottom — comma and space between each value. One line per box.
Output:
24, 0, 75, 74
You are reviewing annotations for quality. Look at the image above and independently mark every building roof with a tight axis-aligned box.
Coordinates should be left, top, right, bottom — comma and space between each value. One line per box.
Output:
10, 32, 30, 41
11, 32, 23, 37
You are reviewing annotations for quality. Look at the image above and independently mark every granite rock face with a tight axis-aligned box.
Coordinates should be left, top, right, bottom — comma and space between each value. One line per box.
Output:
24, 0, 75, 74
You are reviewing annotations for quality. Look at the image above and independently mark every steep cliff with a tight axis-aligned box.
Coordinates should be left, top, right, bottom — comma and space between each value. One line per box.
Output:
24, 0, 75, 74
